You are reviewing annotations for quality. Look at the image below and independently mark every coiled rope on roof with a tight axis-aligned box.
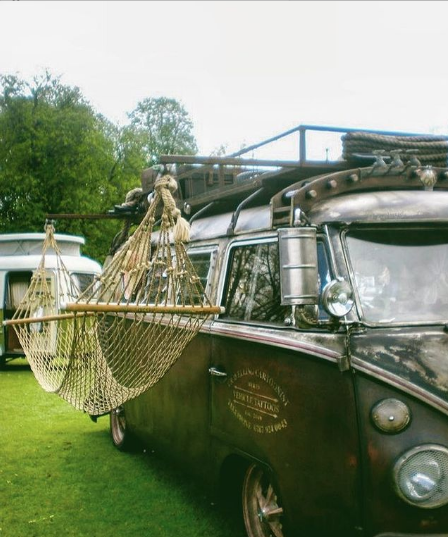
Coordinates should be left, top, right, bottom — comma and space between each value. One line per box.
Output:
342, 131, 448, 166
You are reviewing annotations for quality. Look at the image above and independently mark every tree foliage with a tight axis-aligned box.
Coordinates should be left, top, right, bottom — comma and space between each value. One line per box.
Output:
128, 97, 197, 166
0, 74, 199, 263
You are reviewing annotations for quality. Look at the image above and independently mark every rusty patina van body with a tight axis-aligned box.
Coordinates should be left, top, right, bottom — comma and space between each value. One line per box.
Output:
110, 127, 448, 537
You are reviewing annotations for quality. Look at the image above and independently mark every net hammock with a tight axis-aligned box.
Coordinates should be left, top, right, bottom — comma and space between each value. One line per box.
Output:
6, 175, 222, 415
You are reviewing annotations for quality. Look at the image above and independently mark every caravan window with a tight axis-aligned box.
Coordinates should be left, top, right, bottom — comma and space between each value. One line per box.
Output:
71, 273, 96, 295
5, 272, 32, 312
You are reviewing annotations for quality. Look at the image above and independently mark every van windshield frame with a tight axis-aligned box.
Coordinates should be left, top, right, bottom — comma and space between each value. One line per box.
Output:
344, 226, 448, 325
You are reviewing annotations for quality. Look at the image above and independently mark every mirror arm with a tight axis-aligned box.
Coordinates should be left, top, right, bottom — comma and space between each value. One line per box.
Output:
293, 305, 319, 328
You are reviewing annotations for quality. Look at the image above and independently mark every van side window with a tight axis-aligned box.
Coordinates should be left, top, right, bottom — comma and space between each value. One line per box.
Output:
176, 250, 215, 305
188, 252, 213, 293
223, 240, 332, 325
127, 250, 213, 306
223, 242, 288, 324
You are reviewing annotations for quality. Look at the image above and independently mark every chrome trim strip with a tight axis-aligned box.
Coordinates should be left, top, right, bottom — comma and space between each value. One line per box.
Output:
209, 322, 340, 363
352, 357, 448, 417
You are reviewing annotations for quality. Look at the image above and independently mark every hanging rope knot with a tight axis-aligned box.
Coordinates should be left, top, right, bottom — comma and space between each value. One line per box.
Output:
154, 174, 178, 194
44, 220, 56, 235
154, 174, 190, 243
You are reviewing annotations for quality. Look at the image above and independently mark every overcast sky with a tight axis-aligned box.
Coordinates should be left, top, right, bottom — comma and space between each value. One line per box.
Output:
1, 1, 448, 158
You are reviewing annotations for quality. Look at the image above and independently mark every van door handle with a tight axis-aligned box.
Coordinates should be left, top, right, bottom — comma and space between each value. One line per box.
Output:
208, 367, 228, 378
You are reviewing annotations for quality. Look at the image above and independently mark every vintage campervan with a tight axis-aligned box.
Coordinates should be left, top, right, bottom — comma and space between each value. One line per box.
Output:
105, 126, 448, 537
0, 233, 101, 368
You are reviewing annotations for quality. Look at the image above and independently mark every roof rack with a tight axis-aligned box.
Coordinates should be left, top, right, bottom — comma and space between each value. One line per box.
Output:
145, 124, 448, 219
47, 125, 448, 223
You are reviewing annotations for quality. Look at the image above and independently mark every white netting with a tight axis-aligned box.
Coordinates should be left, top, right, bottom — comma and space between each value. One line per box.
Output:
7, 175, 221, 415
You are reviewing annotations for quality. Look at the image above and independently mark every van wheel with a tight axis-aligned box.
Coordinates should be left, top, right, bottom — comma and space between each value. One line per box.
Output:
110, 406, 134, 451
242, 464, 284, 537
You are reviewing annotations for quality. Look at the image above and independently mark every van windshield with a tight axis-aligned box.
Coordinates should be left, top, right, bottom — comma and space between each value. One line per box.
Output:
345, 228, 448, 323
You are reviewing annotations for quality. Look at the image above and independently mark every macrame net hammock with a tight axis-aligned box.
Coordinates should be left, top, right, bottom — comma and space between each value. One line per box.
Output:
7, 175, 222, 415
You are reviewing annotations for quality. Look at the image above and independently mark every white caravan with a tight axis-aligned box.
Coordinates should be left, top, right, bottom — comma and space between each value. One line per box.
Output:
0, 233, 101, 368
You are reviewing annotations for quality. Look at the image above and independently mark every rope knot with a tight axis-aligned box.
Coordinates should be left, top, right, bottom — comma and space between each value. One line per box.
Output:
154, 174, 178, 194
152, 175, 191, 243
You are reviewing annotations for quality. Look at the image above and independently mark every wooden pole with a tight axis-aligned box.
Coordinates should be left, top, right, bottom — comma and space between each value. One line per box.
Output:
3, 312, 94, 326
65, 303, 225, 315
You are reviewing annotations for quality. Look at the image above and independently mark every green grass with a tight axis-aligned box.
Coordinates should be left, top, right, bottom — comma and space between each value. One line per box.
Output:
0, 359, 246, 537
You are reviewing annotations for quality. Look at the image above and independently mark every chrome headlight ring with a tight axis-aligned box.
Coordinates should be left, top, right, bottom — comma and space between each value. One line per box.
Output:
393, 444, 448, 509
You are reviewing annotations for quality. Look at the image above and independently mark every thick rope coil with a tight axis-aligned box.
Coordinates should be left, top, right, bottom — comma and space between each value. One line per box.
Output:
342, 131, 448, 166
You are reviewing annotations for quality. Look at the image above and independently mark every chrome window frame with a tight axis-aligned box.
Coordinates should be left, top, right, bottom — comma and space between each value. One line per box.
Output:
341, 224, 448, 327
185, 244, 219, 303
217, 232, 335, 328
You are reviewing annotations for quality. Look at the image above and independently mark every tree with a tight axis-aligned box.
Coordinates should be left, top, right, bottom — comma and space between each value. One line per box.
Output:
104, 122, 147, 187
0, 74, 200, 262
0, 72, 136, 261
128, 97, 198, 166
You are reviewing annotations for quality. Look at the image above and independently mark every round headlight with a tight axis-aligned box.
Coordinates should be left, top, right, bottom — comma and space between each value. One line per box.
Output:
394, 445, 448, 508
322, 278, 354, 318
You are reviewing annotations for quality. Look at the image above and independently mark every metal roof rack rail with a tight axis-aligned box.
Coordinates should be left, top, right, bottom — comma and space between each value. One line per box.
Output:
150, 124, 447, 220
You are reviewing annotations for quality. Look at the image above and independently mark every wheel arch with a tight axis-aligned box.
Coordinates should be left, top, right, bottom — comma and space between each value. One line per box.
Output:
218, 452, 281, 505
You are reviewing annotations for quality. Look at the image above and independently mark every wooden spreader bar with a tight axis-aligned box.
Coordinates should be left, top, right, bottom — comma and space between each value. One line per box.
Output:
3, 312, 94, 326
65, 303, 225, 315
3, 303, 224, 327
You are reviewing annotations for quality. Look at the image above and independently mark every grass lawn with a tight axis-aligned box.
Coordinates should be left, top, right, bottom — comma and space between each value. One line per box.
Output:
0, 359, 246, 537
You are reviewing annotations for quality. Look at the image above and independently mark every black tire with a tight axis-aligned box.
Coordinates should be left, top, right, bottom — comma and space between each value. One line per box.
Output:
242, 464, 285, 537
110, 406, 135, 451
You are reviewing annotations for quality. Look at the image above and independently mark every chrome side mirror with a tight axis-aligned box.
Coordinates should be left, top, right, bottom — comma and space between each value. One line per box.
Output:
278, 227, 319, 306
322, 278, 354, 318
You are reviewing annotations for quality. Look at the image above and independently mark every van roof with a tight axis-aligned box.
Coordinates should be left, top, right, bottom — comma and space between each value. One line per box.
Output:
307, 190, 448, 225
0, 233, 85, 257
0, 233, 84, 244
189, 206, 271, 241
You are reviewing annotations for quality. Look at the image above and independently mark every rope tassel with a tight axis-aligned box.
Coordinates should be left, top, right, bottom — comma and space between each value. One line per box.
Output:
174, 215, 190, 243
